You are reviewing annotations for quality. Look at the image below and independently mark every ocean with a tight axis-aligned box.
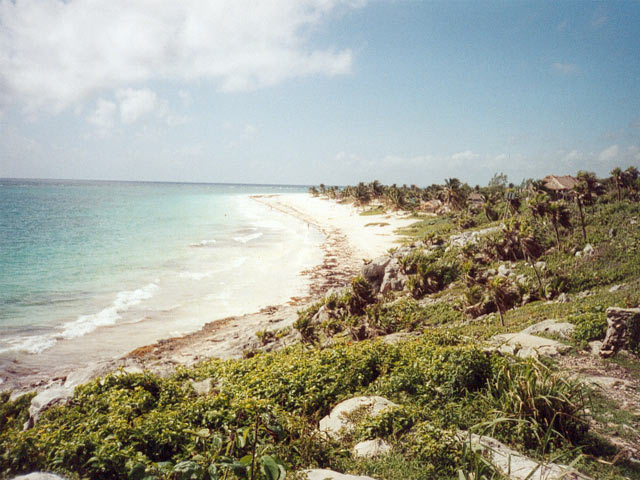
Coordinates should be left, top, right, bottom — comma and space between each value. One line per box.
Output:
0, 179, 323, 386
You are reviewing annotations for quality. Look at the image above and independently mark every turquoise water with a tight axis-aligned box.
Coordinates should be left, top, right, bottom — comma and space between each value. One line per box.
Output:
0, 180, 322, 363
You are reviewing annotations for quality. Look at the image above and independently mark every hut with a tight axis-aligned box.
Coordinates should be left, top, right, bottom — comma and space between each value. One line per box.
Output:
468, 192, 485, 210
543, 175, 578, 197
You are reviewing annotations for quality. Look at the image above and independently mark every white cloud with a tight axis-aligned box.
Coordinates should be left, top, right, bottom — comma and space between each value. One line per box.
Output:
598, 144, 619, 162
562, 149, 583, 163
0, 0, 361, 112
87, 98, 117, 130
116, 88, 158, 124
552, 62, 578, 75
450, 150, 480, 163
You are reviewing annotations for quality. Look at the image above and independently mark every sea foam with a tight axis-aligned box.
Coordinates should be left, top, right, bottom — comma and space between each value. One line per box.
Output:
60, 283, 159, 340
233, 232, 263, 244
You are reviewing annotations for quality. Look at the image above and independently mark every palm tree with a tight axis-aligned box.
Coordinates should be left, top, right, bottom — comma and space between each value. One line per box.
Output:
545, 201, 571, 250
572, 171, 604, 242
369, 180, 384, 199
528, 192, 550, 223
440, 178, 465, 211
487, 276, 510, 326
611, 167, 624, 201
625, 167, 639, 199
518, 221, 545, 291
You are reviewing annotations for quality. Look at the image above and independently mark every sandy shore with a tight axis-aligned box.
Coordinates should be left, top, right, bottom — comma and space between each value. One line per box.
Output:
125, 193, 414, 373
5, 194, 415, 393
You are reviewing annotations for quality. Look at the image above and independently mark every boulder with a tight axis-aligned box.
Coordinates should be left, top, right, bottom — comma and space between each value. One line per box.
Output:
583, 244, 595, 257
490, 333, 571, 359
459, 432, 591, 480
319, 396, 399, 439
303, 469, 378, 480
521, 320, 575, 340
362, 256, 390, 293
311, 305, 332, 325
497, 264, 512, 277
189, 378, 212, 396
582, 375, 633, 390
11, 474, 68, 480
599, 307, 640, 358
379, 258, 407, 294
352, 438, 392, 458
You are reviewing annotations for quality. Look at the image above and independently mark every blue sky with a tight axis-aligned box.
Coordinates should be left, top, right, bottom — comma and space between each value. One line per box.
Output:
1, 0, 639, 186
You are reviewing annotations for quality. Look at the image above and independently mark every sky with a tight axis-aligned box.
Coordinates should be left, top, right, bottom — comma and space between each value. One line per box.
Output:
0, 0, 639, 186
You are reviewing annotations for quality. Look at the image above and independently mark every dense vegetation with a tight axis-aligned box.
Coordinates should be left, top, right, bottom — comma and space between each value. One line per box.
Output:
1, 166, 640, 480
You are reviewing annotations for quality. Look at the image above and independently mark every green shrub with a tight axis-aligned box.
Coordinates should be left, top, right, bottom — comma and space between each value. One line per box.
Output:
404, 422, 462, 478
570, 309, 607, 344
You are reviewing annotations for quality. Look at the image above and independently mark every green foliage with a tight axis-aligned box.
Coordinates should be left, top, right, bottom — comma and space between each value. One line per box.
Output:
404, 422, 462, 478
481, 359, 589, 450
0, 391, 34, 433
569, 308, 607, 344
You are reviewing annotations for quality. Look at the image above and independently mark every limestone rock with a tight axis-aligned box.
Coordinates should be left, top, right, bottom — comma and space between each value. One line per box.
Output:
608, 284, 624, 293
379, 258, 407, 294
303, 469, 378, 480
582, 375, 633, 390
498, 264, 512, 277
588, 341, 602, 355
319, 396, 399, 439
556, 293, 570, 303
11, 474, 68, 480
460, 432, 592, 480
362, 256, 390, 293
490, 333, 571, 358
521, 320, 575, 340
189, 378, 212, 396
583, 244, 595, 257
600, 307, 640, 358
352, 438, 392, 458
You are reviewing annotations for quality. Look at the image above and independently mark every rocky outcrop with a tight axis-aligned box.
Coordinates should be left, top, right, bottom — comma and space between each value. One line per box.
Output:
362, 247, 414, 296
600, 307, 640, 358
489, 332, 571, 359
319, 396, 399, 439
352, 438, 392, 458
303, 469, 378, 480
460, 432, 592, 480
521, 320, 575, 340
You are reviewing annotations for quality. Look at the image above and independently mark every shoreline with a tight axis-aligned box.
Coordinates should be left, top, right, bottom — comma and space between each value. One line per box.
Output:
4, 193, 413, 394
125, 193, 414, 372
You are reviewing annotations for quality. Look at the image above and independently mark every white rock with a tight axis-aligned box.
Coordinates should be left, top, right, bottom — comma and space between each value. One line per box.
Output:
319, 396, 399, 439
352, 438, 392, 458
582, 375, 633, 390
189, 378, 212, 395
608, 284, 623, 293
490, 333, 571, 358
11, 474, 68, 480
583, 244, 594, 256
535, 261, 546, 271
498, 264, 512, 277
588, 341, 602, 355
459, 432, 591, 480
303, 469, 378, 480
521, 320, 575, 340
